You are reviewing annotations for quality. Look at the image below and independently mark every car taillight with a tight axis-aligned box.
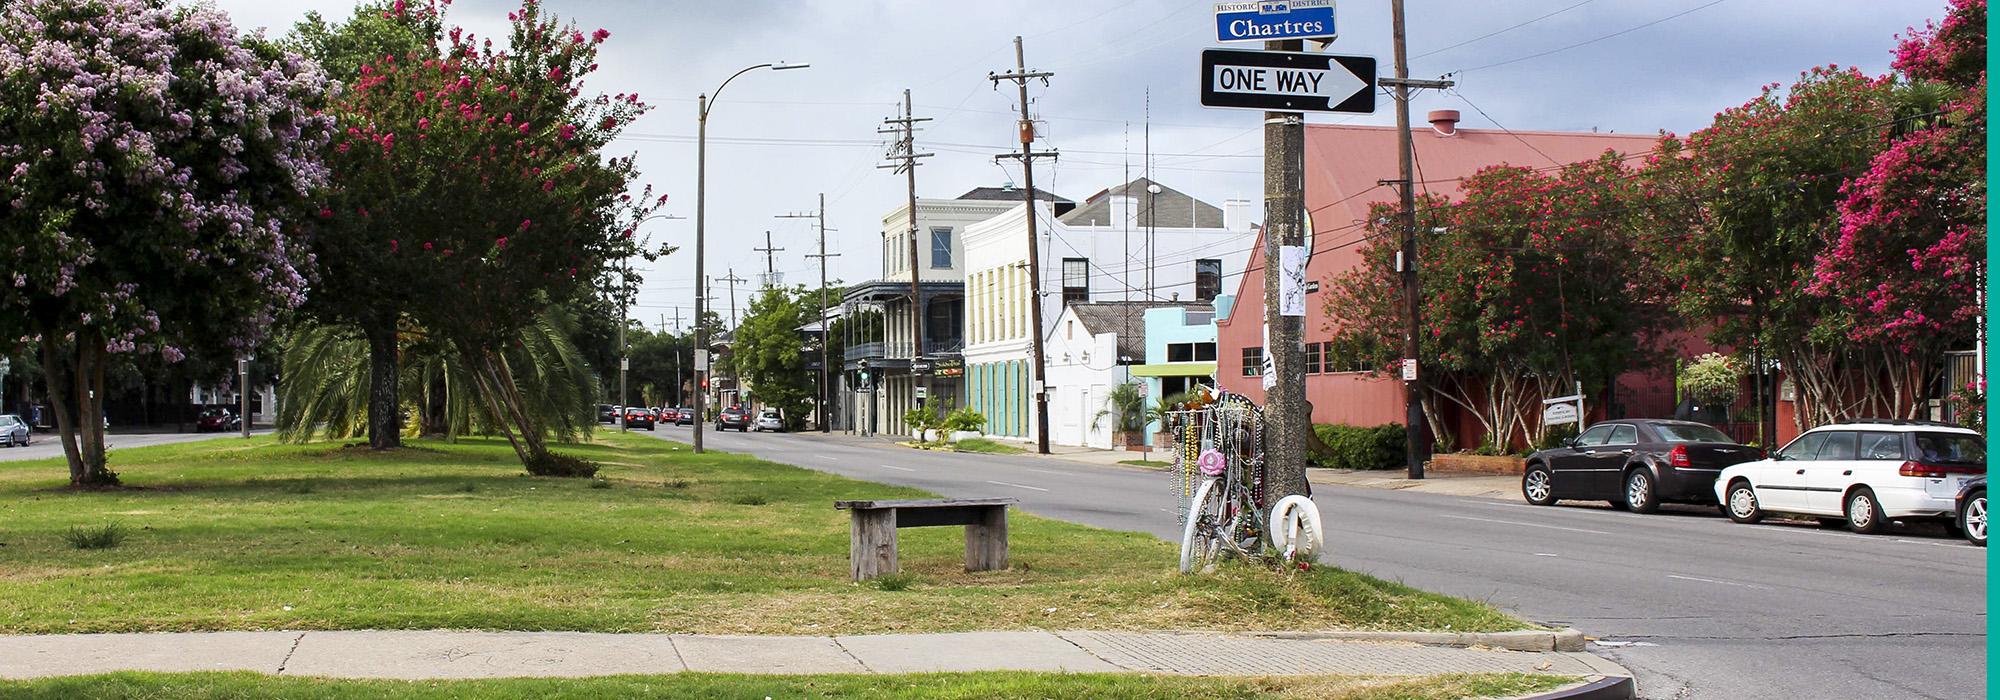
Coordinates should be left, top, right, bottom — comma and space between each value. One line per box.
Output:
1669, 444, 1690, 468
1899, 461, 1983, 478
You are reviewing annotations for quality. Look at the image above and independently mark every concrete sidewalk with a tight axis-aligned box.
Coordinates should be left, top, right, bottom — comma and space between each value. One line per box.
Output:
0, 629, 1630, 682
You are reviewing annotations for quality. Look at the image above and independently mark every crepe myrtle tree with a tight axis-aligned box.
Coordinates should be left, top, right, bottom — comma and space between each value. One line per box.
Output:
324, 0, 662, 469
0, 0, 333, 486
1809, 0, 1986, 415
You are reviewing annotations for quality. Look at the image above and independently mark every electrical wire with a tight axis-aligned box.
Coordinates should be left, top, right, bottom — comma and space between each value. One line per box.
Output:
1450, 0, 1734, 74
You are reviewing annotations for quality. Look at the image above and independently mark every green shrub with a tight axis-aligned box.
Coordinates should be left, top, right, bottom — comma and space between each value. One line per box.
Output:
1533, 423, 1579, 452
903, 408, 937, 433
62, 523, 126, 550
524, 451, 600, 478
1679, 352, 1744, 406
941, 406, 986, 433
1310, 424, 1406, 470
871, 573, 917, 591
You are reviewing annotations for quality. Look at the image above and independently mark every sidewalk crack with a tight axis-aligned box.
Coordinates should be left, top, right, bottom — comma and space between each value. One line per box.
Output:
665, 635, 689, 673
1052, 631, 1131, 671
275, 632, 307, 675
829, 637, 873, 673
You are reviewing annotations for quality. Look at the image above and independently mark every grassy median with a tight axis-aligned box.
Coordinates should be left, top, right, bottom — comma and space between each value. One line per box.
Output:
0, 433, 1527, 635
0, 671, 1574, 699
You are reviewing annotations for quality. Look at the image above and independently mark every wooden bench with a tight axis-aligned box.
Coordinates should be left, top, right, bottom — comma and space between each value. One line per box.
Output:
833, 498, 1016, 580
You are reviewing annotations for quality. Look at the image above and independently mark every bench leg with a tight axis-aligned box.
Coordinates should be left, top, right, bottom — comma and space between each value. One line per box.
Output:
851, 509, 898, 581
964, 506, 1008, 572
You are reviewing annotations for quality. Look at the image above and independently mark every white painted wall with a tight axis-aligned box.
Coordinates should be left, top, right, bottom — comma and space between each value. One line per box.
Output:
1046, 305, 1127, 449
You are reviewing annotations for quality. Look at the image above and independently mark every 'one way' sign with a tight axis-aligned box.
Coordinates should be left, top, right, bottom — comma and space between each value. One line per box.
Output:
1200, 49, 1376, 114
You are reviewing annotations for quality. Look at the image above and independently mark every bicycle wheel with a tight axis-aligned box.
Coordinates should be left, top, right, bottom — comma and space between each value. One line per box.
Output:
1268, 494, 1324, 562
1179, 478, 1224, 574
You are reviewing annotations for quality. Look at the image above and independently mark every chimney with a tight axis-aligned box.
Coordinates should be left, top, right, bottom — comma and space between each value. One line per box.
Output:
1428, 109, 1461, 137
1223, 199, 1253, 232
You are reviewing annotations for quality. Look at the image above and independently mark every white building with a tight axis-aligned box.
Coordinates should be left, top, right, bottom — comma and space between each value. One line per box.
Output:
840, 186, 1072, 436
962, 178, 1252, 446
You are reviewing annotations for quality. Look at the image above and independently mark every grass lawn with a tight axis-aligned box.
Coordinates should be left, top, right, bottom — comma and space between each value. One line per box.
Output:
947, 437, 1025, 455
1118, 459, 1173, 469
0, 433, 1527, 635
0, 671, 1575, 700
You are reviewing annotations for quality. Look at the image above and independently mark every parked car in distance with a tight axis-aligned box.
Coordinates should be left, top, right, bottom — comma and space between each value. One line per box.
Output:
1956, 475, 1985, 547
622, 407, 656, 431
195, 408, 242, 433
0, 414, 28, 447
715, 407, 750, 432
753, 409, 784, 432
597, 404, 618, 424
1715, 420, 1986, 534
672, 407, 694, 426
1522, 419, 1763, 513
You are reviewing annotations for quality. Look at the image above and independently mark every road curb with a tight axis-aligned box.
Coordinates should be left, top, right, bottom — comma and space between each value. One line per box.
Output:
1241, 627, 1587, 652
1510, 675, 1637, 700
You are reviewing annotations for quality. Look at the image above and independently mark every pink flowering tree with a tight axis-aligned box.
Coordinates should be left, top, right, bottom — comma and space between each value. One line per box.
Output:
0, 0, 333, 486
319, 0, 660, 470
1809, 0, 1986, 420
1326, 155, 1662, 451
1638, 66, 1895, 430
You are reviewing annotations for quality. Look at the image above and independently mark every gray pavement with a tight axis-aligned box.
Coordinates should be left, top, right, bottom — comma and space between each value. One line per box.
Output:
648, 426, 1987, 700
0, 429, 269, 463
0, 629, 1616, 681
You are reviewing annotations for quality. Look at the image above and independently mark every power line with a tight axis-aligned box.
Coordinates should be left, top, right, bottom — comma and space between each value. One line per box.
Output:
1413, 0, 1600, 59
1450, 0, 1734, 74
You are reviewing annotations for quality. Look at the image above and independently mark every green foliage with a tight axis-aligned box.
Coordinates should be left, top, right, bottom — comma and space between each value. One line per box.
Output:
1533, 423, 1580, 452
903, 408, 938, 433
1678, 353, 1744, 406
871, 573, 917, 592
731, 494, 769, 506
951, 438, 1026, 455
61, 524, 126, 550
1093, 382, 1149, 433
1309, 424, 1407, 470
733, 287, 816, 431
941, 406, 987, 433
524, 451, 600, 479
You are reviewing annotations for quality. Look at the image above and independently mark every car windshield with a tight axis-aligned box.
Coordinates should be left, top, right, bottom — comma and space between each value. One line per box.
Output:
1652, 424, 1734, 444
1914, 432, 1985, 465
0, 415, 18, 427
201, 409, 228, 418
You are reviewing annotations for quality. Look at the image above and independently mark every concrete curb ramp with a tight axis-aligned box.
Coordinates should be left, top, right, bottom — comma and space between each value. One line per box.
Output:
0, 629, 1631, 693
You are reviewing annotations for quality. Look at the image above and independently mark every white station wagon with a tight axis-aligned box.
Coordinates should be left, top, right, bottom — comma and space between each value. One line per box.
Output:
1714, 421, 1986, 534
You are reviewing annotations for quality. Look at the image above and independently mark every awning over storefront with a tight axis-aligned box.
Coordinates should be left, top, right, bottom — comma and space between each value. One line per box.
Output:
1131, 362, 1216, 378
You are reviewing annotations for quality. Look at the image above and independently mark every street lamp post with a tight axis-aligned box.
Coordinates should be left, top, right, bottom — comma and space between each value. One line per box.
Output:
693, 60, 809, 454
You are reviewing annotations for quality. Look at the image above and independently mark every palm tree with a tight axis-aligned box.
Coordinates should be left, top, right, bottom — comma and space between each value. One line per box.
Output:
277, 309, 597, 445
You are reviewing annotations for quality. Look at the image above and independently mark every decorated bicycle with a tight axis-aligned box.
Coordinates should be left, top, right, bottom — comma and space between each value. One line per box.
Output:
1166, 386, 1323, 573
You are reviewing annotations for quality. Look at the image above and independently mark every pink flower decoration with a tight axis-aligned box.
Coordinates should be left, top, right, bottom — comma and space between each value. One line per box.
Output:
1197, 450, 1226, 476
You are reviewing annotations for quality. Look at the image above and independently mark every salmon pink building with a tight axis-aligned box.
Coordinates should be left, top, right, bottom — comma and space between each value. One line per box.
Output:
1214, 111, 1676, 447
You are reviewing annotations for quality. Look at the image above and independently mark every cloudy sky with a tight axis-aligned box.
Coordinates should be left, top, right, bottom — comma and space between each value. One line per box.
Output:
212, 0, 1947, 327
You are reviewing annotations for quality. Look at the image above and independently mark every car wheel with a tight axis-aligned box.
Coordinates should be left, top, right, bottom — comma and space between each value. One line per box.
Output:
1725, 480, 1763, 523
1960, 489, 1986, 547
1625, 469, 1659, 514
1845, 487, 1884, 534
1521, 464, 1556, 506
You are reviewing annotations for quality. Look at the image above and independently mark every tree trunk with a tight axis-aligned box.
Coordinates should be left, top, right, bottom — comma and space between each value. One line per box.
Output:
41, 332, 113, 487
364, 319, 401, 450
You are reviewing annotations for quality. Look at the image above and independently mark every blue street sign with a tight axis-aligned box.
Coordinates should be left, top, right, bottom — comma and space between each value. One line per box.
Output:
1214, 1, 1337, 43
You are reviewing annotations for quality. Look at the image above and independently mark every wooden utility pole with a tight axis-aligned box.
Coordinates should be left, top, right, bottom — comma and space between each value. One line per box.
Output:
1258, 37, 1309, 501
782, 193, 839, 433
721, 269, 746, 330
990, 36, 1058, 455
1379, 0, 1452, 478
755, 230, 784, 288
880, 90, 933, 415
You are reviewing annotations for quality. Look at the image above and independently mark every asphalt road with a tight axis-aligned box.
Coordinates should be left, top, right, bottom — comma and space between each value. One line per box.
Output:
0, 430, 268, 463
643, 424, 1986, 700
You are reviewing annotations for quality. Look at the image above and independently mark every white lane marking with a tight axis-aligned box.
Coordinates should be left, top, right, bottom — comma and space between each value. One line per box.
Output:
1439, 514, 1612, 536
1667, 574, 1772, 590
1533, 552, 1560, 557
1593, 640, 1659, 648
1023, 468, 1067, 476
986, 480, 1049, 492
817, 456, 838, 462
879, 465, 916, 472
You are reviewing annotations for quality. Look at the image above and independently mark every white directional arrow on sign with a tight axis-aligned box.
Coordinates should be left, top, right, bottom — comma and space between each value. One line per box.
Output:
1210, 63, 1368, 104
1200, 49, 1377, 114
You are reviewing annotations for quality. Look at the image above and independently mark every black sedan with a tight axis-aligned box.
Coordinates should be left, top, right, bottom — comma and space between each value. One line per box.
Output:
1523, 419, 1763, 513
621, 407, 656, 431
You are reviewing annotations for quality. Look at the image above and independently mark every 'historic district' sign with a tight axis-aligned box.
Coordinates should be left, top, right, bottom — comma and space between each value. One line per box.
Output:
1214, 1, 1337, 43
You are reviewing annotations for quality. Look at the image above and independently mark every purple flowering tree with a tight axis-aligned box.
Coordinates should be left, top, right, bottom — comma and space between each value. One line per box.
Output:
0, 0, 333, 486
